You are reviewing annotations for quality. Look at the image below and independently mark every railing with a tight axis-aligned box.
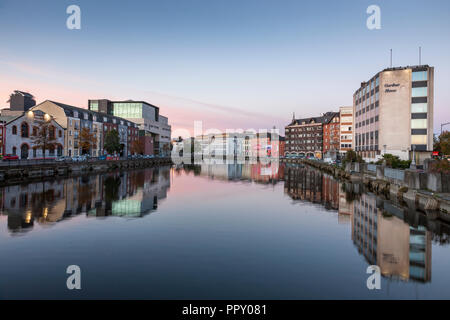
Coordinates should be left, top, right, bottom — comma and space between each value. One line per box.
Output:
384, 167, 405, 181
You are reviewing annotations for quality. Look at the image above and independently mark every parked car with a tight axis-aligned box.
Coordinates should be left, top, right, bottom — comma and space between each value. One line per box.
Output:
3, 154, 19, 161
72, 156, 87, 162
56, 156, 72, 162
106, 155, 119, 161
98, 155, 107, 161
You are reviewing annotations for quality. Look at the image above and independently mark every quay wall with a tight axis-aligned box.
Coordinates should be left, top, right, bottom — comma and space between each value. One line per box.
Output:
0, 158, 172, 187
282, 158, 450, 215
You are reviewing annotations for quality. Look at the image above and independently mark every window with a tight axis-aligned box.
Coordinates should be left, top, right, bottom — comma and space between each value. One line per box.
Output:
412, 71, 427, 82
59, 130, 62, 138
411, 119, 427, 129
12, 125, 17, 135
12, 146, 17, 155
21, 122, 29, 137
412, 87, 427, 97
411, 103, 427, 113
90, 101, 99, 111
411, 135, 427, 145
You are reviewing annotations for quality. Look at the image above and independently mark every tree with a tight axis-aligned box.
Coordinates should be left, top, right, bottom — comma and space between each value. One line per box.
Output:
342, 150, 364, 166
131, 139, 145, 155
434, 131, 450, 155
31, 121, 57, 159
78, 127, 97, 155
103, 129, 121, 154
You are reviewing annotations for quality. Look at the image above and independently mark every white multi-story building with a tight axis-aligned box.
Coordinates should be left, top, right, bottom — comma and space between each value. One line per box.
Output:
339, 106, 353, 154
353, 65, 434, 163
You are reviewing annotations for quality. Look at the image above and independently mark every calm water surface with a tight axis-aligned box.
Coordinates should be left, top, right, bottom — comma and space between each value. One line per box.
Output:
0, 161, 450, 299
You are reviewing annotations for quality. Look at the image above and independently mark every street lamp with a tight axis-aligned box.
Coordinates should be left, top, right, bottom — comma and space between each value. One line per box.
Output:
441, 122, 450, 134
410, 145, 417, 170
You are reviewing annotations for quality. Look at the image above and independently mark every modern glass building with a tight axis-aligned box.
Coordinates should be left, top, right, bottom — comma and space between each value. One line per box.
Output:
88, 99, 171, 155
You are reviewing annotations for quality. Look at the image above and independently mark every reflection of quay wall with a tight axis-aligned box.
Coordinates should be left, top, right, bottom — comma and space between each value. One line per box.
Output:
0, 167, 172, 232
284, 166, 340, 209
352, 192, 432, 282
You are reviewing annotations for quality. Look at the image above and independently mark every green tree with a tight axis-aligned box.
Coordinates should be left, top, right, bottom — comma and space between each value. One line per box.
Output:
434, 131, 450, 155
376, 153, 411, 169
103, 129, 121, 154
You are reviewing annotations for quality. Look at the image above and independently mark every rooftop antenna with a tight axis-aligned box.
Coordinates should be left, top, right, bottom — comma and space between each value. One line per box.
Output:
390, 49, 393, 68
419, 46, 422, 65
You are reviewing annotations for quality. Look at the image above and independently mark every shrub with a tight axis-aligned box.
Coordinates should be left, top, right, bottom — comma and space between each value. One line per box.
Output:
429, 159, 450, 174
342, 150, 365, 166
376, 153, 411, 169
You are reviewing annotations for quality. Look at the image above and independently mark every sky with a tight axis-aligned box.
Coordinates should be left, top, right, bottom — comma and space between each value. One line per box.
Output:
0, 0, 449, 137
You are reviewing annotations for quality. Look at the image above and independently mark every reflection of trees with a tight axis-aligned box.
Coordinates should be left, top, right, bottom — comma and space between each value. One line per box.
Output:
104, 176, 121, 203
78, 176, 94, 209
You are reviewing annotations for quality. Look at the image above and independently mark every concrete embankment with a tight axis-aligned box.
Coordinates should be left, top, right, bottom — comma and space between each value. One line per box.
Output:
0, 158, 172, 187
282, 158, 450, 216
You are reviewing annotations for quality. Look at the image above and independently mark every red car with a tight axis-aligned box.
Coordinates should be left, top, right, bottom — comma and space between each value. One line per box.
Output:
3, 154, 19, 161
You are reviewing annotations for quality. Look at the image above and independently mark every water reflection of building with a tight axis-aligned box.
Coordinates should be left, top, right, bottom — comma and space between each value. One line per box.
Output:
284, 165, 340, 209
0, 166, 171, 233
284, 165, 439, 283
197, 159, 281, 184
352, 192, 432, 282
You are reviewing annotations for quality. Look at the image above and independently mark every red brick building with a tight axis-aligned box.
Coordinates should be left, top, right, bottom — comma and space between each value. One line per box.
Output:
322, 112, 340, 158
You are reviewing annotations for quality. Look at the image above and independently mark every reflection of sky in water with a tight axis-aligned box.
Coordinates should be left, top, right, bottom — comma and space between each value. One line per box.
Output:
0, 163, 449, 299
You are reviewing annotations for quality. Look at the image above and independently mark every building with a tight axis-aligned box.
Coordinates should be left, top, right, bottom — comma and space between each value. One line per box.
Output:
285, 112, 337, 159
194, 130, 281, 160
1, 110, 65, 159
1, 91, 36, 117
279, 136, 286, 157
30, 100, 139, 157
88, 99, 171, 156
353, 65, 434, 162
339, 106, 353, 154
322, 112, 340, 159
352, 192, 432, 282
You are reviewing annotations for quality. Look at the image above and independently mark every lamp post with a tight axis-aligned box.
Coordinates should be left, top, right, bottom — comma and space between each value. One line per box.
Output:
441, 122, 450, 134
410, 145, 417, 170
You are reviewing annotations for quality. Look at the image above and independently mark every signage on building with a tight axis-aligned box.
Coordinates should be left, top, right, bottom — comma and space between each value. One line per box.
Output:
384, 83, 400, 93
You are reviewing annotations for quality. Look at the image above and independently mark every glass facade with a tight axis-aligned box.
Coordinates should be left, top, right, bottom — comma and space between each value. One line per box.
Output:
412, 87, 427, 97
112, 102, 143, 119
411, 119, 427, 129
90, 101, 99, 111
412, 71, 427, 81
411, 103, 427, 113
411, 135, 427, 145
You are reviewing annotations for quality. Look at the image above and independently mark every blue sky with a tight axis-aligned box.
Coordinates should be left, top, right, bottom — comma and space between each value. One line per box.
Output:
0, 0, 449, 135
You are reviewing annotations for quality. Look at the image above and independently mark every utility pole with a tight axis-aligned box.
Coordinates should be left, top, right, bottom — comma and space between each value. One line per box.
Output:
390, 49, 392, 68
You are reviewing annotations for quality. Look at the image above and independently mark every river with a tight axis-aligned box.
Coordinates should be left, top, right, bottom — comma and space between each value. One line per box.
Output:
0, 161, 449, 299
